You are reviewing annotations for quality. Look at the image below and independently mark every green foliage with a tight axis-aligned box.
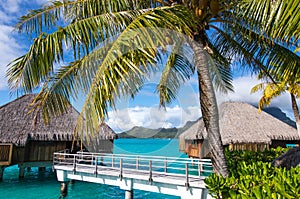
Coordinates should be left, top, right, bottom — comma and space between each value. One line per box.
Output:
204, 147, 300, 198
225, 147, 288, 174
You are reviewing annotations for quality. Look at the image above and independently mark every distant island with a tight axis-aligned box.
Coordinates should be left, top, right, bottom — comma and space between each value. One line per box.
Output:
118, 120, 197, 138
117, 106, 296, 139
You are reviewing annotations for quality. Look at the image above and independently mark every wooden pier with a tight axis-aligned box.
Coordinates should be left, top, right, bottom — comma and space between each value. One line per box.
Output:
53, 150, 213, 199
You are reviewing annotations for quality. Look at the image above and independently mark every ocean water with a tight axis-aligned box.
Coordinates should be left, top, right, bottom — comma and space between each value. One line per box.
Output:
0, 139, 187, 199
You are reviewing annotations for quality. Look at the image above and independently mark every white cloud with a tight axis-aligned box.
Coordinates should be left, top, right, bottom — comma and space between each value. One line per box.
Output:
0, 1, 53, 90
35, 0, 50, 5
0, 0, 21, 14
0, 25, 24, 90
216, 76, 263, 105
217, 76, 299, 120
105, 72, 201, 132
0, 0, 49, 16
0, 1, 28, 90
106, 105, 200, 133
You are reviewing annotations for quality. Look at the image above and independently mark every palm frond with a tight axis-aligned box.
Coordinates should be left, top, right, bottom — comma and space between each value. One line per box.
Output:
289, 84, 300, 98
250, 83, 265, 94
253, 81, 286, 112
15, 0, 66, 34
49, 5, 194, 136
15, 0, 158, 35
8, 6, 190, 94
30, 89, 72, 124
208, 55, 233, 93
206, 36, 233, 93
211, 22, 300, 82
210, 24, 266, 74
156, 40, 195, 107
236, 0, 300, 44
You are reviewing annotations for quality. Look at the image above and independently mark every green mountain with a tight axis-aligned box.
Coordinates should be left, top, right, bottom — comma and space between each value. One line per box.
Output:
118, 120, 198, 138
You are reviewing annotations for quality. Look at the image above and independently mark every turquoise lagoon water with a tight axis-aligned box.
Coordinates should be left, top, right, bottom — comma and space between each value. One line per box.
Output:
0, 139, 187, 199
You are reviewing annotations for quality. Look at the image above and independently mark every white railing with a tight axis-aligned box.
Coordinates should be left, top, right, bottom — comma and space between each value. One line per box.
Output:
53, 151, 213, 187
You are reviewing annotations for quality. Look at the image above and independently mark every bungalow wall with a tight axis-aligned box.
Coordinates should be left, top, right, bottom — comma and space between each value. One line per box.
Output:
0, 141, 73, 166
0, 145, 26, 166
24, 141, 72, 162
0, 144, 13, 166
184, 140, 202, 158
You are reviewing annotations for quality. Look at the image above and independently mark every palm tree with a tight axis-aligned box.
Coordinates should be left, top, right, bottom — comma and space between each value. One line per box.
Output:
251, 71, 300, 132
6, 0, 300, 177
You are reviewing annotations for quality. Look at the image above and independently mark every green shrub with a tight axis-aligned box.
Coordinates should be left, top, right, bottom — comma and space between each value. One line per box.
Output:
225, 147, 289, 176
204, 147, 300, 198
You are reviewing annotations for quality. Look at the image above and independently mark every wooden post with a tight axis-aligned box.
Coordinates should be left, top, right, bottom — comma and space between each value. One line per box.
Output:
119, 158, 123, 181
125, 190, 133, 199
19, 164, 25, 179
149, 160, 153, 185
60, 182, 68, 198
185, 163, 189, 190
0, 166, 4, 181
38, 167, 46, 172
136, 156, 139, 170
94, 157, 98, 177
198, 163, 202, 177
73, 155, 76, 174
164, 158, 167, 173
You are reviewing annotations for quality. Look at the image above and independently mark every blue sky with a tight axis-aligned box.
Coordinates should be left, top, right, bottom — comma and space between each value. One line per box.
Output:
0, 1, 298, 132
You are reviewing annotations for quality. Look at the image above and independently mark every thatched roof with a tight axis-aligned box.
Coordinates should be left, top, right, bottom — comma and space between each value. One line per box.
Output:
180, 102, 299, 146
0, 94, 117, 147
180, 119, 206, 140
272, 146, 300, 169
83, 122, 118, 141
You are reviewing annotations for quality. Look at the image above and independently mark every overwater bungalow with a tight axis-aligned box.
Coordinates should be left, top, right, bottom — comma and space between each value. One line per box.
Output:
179, 102, 300, 158
0, 94, 117, 180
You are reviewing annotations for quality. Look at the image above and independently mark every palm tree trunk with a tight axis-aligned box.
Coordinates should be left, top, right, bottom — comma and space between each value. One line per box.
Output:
290, 93, 300, 133
191, 40, 228, 177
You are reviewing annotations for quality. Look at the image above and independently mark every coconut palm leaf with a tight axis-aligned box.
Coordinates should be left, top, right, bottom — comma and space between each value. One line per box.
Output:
237, 0, 300, 45
205, 36, 233, 93
7, 5, 194, 93
73, 6, 195, 134
207, 55, 233, 93
211, 21, 300, 82
12, 5, 195, 136
156, 39, 195, 107
15, 0, 161, 35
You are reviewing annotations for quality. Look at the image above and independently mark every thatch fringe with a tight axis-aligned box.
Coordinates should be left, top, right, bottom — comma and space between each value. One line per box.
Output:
0, 94, 117, 147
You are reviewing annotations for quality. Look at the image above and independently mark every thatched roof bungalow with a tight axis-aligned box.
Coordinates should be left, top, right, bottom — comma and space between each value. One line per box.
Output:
179, 102, 300, 158
0, 94, 117, 179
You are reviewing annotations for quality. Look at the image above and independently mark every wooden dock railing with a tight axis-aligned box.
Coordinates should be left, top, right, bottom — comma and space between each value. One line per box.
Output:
53, 151, 213, 187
